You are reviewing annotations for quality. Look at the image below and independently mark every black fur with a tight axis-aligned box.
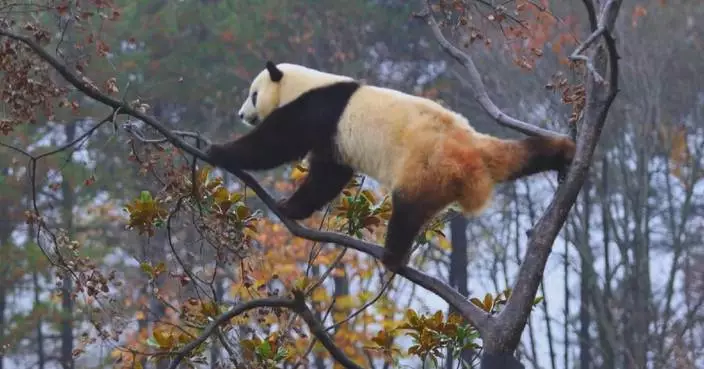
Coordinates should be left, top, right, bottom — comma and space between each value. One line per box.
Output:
506, 136, 574, 182
207, 81, 360, 217
381, 190, 439, 272
277, 157, 354, 220
207, 81, 360, 172
266, 61, 283, 82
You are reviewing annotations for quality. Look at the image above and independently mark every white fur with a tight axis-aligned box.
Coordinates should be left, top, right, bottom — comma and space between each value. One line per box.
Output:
237, 63, 476, 190
237, 63, 352, 125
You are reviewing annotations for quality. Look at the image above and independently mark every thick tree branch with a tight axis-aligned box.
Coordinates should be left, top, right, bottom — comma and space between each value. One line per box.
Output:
0, 26, 492, 333
415, 0, 567, 139
496, 0, 622, 351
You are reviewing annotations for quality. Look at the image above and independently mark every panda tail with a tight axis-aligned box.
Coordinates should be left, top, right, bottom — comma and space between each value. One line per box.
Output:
480, 135, 576, 183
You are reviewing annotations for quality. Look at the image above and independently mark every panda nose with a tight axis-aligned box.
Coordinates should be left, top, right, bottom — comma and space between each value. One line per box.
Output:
238, 113, 244, 119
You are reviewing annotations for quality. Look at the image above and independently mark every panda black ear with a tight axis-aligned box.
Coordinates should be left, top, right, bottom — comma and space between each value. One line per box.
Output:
265, 61, 283, 82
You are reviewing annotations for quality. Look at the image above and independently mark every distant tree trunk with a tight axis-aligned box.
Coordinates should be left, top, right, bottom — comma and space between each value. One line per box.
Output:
211, 279, 224, 369
33, 270, 45, 369
598, 158, 615, 368
333, 265, 350, 331
0, 284, 4, 369
0, 174, 8, 369
579, 179, 592, 369
446, 215, 471, 369
60, 122, 77, 369
563, 236, 570, 369
0, 249, 5, 369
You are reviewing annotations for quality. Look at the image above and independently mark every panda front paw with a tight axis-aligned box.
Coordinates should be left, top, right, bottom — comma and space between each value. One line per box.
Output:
276, 198, 314, 220
204, 143, 225, 163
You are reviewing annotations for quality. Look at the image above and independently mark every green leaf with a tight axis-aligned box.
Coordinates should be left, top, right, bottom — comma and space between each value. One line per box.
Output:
146, 336, 159, 348
140, 190, 152, 202
256, 340, 272, 359
274, 347, 288, 361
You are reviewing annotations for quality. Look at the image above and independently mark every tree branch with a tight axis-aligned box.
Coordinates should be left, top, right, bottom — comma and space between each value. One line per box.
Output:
414, 0, 567, 139
167, 297, 292, 369
496, 0, 622, 352
0, 25, 492, 333
166, 293, 366, 369
290, 290, 367, 369
569, 27, 606, 84
582, 0, 598, 31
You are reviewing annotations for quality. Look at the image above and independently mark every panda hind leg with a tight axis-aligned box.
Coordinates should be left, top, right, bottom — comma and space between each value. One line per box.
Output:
381, 189, 446, 272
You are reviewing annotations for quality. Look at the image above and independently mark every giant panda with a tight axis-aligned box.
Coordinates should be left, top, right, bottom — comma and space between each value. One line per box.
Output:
206, 61, 576, 272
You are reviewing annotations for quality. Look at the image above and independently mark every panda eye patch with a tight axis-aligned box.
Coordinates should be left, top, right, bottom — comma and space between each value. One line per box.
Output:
251, 91, 258, 106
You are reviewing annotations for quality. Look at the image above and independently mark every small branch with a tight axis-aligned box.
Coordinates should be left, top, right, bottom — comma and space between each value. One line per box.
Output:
325, 274, 395, 333
124, 122, 212, 147
290, 290, 366, 369
582, 0, 598, 31
167, 293, 366, 369
167, 297, 292, 369
569, 27, 606, 84
415, 1, 567, 139
0, 25, 492, 333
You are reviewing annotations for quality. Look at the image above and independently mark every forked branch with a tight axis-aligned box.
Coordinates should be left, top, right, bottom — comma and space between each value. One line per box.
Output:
496, 0, 622, 351
166, 293, 365, 369
415, 0, 568, 139
414, 0, 622, 355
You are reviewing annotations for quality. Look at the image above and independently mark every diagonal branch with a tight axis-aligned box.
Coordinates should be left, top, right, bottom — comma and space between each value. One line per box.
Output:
289, 290, 367, 369
414, 0, 567, 139
0, 26, 492, 333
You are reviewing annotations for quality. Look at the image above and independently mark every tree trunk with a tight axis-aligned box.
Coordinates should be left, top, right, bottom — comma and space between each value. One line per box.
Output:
446, 215, 472, 369
579, 178, 592, 369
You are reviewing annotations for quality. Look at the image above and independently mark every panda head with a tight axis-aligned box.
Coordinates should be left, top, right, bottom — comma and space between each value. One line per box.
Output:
237, 61, 354, 126
237, 61, 284, 126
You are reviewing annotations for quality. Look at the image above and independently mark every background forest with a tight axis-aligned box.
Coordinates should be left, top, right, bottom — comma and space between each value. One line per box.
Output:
0, 0, 702, 369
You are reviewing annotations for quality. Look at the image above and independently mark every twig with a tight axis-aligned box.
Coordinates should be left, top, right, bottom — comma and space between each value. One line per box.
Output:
214, 328, 243, 368
414, 0, 567, 139
35, 112, 116, 160
123, 122, 212, 146
290, 290, 366, 369
569, 27, 606, 84
324, 274, 396, 333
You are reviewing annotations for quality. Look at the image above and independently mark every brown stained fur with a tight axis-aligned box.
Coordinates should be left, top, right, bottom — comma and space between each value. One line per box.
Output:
391, 129, 575, 222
